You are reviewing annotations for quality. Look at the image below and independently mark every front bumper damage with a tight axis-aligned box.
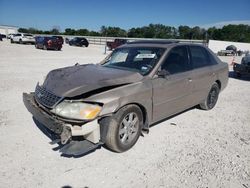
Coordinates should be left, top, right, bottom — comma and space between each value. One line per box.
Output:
23, 93, 102, 156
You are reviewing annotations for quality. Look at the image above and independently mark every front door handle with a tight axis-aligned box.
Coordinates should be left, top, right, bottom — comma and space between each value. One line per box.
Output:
188, 78, 192, 82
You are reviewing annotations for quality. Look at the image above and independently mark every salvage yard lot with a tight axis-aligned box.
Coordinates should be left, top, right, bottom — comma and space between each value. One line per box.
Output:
0, 40, 250, 188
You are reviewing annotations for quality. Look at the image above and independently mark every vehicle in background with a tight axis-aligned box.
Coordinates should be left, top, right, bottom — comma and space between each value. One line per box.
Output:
52, 36, 64, 44
217, 45, 238, 56
0, 34, 6, 39
217, 50, 235, 56
106, 38, 127, 50
65, 37, 69, 44
35, 36, 62, 50
69, 37, 89, 47
233, 53, 250, 77
23, 40, 228, 156
11, 33, 35, 44
7, 33, 15, 39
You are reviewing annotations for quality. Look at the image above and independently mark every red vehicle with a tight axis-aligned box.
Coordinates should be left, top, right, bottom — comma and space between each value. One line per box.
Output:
35, 36, 62, 51
52, 36, 64, 44
106, 39, 127, 50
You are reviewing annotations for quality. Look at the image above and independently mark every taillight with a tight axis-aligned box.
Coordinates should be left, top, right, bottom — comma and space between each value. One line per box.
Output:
47, 40, 52, 45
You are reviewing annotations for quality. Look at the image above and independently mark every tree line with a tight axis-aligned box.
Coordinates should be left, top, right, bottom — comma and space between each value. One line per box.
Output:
18, 24, 250, 43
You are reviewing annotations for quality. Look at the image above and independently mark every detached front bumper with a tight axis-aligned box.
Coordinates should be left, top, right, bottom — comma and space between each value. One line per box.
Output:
23, 93, 102, 156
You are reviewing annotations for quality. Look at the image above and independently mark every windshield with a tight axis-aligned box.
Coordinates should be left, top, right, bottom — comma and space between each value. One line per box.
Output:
103, 47, 165, 75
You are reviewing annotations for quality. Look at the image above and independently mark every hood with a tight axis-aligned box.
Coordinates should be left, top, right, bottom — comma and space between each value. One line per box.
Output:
42, 64, 143, 97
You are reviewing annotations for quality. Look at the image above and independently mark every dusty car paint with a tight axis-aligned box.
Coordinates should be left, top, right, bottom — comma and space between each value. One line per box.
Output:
23, 41, 229, 156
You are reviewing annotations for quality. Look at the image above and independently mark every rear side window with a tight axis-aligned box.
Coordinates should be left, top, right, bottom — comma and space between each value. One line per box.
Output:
161, 46, 189, 74
190, 46, 211, 68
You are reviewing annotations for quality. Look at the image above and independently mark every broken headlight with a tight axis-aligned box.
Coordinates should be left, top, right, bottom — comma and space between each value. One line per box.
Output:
52, 101, 102, 120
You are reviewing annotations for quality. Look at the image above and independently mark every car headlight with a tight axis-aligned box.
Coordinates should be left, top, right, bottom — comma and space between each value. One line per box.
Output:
51, 101, 102, 120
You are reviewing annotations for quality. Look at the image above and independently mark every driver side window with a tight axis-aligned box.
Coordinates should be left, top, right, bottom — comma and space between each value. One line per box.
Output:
161, 46, 189, 74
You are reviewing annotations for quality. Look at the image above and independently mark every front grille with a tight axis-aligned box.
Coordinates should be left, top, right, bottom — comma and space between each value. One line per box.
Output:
35, 84, 62, 108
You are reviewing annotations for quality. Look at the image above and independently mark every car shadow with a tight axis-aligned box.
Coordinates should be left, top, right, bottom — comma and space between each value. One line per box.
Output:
32, 106, 199, 156
228, 71, 250, 81
32, 117, 100, 158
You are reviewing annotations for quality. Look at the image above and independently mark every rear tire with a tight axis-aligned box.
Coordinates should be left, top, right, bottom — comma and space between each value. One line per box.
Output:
199, 83, 220, 110
102, 105, 143, 152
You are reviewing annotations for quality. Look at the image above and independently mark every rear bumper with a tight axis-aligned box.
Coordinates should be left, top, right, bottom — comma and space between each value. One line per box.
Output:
22, 38, 35, 43
47, 44, 62, 49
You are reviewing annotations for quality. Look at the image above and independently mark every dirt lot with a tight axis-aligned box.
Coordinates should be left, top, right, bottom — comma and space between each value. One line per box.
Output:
0, 40, 250, 188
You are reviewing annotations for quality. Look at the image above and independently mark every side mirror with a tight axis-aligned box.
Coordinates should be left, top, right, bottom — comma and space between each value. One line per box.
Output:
157, 69, 170, 78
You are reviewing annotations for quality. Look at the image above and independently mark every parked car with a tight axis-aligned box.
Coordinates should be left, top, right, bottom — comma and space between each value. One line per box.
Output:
233, 53, 250, 77
65, 37, 69, 44
11, 33, 35, 44
106, 38, 127, 50
217, 50, 235, 56
7, 33, 15, 39
52, 35, 64, 44
69, 37, 89, 47
23, 40, 228, 156
0, 34, 6, 39
35, 36, 62, 50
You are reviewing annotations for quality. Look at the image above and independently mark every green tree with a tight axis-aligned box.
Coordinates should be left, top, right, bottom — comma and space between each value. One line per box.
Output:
64, 28, 76, 35
76, 29, 89, 36
178, 25, 192, 39
100, 26, 127, 37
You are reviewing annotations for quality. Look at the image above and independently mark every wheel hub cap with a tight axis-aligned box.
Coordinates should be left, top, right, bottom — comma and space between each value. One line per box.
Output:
119, 112, 139, 145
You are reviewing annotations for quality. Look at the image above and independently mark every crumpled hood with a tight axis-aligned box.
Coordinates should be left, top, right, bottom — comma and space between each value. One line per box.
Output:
42, 64, 143, 97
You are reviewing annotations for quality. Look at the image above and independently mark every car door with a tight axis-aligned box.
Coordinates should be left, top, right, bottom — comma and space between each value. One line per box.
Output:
152, 46, 193, 122
188, 46, 216, 105
13, 34, 21, 42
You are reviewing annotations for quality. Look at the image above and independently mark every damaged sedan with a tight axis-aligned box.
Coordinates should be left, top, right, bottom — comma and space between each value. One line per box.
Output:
23, 40, 228, 156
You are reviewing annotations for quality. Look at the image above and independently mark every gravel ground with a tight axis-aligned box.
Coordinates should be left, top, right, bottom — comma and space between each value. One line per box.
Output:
0, 40, 249, 188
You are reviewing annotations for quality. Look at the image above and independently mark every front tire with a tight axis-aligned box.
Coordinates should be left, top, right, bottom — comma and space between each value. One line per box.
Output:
199, 83, 220, 110
103, 105, 143, 152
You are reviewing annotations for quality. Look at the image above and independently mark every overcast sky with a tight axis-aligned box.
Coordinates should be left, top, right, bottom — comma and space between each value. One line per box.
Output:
0, 0, 250, 31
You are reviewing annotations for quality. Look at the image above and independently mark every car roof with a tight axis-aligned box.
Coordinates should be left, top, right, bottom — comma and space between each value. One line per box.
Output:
120, 40, 205, 49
